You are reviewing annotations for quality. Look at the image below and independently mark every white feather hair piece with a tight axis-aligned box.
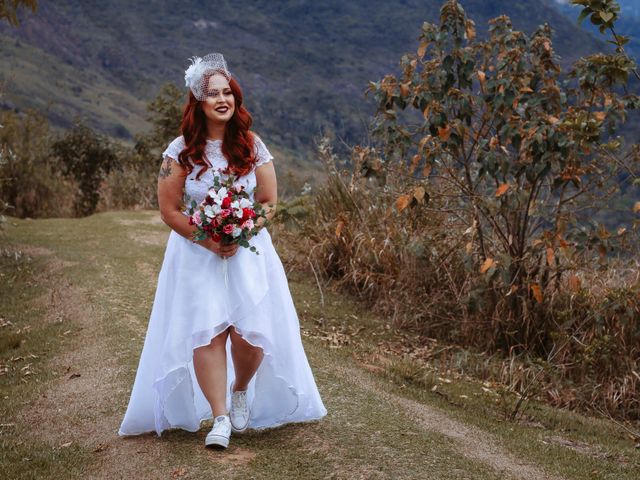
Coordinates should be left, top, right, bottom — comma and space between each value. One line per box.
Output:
184, 53, 232, 101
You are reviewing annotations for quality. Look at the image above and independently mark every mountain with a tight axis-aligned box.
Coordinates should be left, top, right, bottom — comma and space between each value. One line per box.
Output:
0, 0, 605, 167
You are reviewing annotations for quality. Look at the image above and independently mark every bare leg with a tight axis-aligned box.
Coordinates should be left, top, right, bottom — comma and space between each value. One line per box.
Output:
193, 328, 230, 417
229, 327, 264, 391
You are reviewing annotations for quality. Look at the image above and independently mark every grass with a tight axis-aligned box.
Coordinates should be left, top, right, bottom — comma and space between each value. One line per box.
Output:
0, 210, 637, 479
283, 264, 640, 480
0, 246, 95, 479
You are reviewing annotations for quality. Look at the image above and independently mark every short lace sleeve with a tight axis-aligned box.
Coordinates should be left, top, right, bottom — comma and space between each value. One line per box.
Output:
162, 136, 185, 163
253, 134, 274, 167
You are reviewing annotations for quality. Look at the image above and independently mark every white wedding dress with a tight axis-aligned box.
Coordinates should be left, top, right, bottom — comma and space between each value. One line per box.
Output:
118, 135, 327, 437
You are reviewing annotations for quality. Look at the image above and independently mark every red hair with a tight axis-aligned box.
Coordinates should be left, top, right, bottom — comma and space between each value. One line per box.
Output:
177, 71, 257, 178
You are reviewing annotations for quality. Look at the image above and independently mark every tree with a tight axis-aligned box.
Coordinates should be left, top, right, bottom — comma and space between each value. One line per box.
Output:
52, 122, 117, 216
135, 82, 183, 156
366, 0, 639, 349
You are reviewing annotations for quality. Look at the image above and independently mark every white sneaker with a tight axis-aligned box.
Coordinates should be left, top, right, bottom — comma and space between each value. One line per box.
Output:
229, 381, 250, 433
205, 414, 231, 449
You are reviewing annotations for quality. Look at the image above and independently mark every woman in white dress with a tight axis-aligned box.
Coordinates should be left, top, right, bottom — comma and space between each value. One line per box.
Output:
118, 53, 327, 448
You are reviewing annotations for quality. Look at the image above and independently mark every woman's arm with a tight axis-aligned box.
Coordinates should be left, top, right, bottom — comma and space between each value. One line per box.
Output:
254, 160, 277, 229
157, 156, 237, 257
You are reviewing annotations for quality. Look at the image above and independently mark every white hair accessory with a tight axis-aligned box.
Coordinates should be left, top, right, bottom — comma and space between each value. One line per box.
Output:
184, 52, 232, 101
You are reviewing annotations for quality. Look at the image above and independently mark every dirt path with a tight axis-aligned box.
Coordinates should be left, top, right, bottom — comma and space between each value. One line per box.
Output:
17, 262, 559, 479
6, 212, 633, 479
329, 362, 562, 480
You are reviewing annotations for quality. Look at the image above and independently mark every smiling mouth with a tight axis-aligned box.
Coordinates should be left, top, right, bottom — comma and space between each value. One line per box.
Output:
215, 106, 230, 113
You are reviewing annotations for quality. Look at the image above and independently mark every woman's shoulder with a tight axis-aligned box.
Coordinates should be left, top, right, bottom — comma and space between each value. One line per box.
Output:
168, 135, 186, 149
250, 131, 267, 145
162, 135, 186, 161
250, 131, 274, 167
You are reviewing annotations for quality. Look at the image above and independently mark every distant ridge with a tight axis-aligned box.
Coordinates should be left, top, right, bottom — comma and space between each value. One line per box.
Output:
0, 0, 604, 161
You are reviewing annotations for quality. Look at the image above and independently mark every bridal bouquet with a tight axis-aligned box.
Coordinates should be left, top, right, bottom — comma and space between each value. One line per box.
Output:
187, 174, 268, 255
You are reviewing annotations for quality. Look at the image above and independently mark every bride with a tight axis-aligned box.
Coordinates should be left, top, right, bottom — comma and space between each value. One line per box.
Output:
118, 53, 327, 448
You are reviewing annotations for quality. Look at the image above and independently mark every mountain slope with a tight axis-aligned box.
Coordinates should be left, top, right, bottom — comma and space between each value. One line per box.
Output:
0, 0, 604, 160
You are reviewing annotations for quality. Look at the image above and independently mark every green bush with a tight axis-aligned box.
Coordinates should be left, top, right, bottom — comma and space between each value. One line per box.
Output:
0, 110, 76, 218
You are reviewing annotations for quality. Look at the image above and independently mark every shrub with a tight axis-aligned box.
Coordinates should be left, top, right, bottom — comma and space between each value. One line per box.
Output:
0, 110, 75, 218
299, 0, 640, 421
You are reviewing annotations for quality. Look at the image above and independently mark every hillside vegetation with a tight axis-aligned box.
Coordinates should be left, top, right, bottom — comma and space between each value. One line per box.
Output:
0, 0, 603, 157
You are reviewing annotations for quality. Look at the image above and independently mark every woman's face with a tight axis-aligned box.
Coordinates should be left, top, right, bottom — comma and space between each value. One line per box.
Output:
202, 73, 235, 124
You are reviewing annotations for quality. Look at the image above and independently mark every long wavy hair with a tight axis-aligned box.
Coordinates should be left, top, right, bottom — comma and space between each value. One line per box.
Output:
178, 70, 257, 178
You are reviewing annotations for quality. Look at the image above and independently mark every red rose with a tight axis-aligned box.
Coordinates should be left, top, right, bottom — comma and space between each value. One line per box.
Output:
211, 233, 221, 242
242, 208, 256, 220
220, 208, 232, 218
222, 196, 231, 208
222, 224, 235, 234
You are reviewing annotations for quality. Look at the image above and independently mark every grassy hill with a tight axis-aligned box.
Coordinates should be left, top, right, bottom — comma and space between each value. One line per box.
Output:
0, 0, 604, 162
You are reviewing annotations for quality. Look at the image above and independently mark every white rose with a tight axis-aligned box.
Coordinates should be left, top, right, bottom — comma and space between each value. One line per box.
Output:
203, 205, 216, 218
234, 207, 243, 218
232, 226, 242, 238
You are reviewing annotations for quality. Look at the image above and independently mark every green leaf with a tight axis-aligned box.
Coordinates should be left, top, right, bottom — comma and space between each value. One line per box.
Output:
576, 8, 591, 26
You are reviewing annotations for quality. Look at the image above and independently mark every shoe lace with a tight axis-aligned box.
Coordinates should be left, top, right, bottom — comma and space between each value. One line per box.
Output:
212, 416, 230, 433
231, 391, 248, 414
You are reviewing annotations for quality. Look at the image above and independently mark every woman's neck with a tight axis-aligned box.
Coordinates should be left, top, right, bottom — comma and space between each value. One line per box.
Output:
206, 122, 226, 141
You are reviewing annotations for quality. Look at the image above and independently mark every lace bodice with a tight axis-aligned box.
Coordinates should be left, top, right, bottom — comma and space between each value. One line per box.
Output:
161, 135, 274, 212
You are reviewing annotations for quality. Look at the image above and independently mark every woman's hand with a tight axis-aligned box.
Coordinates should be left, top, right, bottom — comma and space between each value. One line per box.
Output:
199, 238, 240, 258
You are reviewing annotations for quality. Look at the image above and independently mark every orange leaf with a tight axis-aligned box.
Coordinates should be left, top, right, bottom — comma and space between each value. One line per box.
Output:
396, 195, 412, 212
400, 82, 410, 97
479, 257, 495, 274
546, 247, 555, 267
335, 220, 344, 238
593, 111, 606, 122
437, 125, 451, 141
633, 202, 640, 214
465, 20, 476, 41
422, 163, 432, 177
568, 275, 581, 292
409, 154, 421, 174
547, 115, 560, 124
417, 40, 428, 58
477, 70, 486, 92
530, 284, 543, 303
495, 184, 510, 197
413, 186, 426, 204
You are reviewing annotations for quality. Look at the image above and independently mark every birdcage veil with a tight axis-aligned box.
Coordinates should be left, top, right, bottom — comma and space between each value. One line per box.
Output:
184, 53, 233, 101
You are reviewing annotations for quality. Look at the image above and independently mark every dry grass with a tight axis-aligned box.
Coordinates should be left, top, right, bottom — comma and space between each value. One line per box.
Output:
284, 139, 640, 425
